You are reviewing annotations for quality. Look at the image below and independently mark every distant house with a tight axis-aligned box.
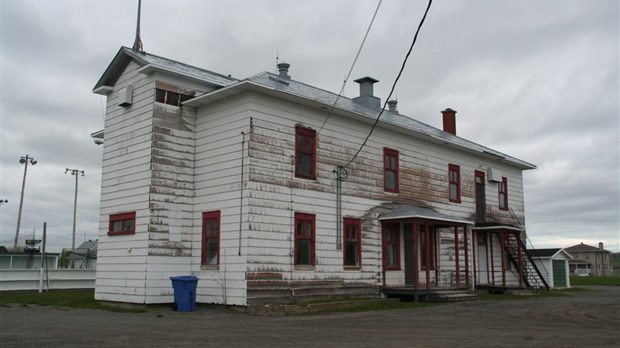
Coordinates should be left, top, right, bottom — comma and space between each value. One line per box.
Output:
68, 240, 98, 269
565, 242, 613, 276
91, 46, 545, 305
528, 248, 572, 288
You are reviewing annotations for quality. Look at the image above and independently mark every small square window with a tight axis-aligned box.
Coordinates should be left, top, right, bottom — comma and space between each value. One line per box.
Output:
108, 212, 136, 236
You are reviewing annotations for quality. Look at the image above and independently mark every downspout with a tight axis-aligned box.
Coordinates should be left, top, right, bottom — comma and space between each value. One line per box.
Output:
238, 132, 245, 256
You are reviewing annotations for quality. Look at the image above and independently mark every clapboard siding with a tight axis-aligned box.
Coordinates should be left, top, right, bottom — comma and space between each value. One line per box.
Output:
192, 95, 251, 305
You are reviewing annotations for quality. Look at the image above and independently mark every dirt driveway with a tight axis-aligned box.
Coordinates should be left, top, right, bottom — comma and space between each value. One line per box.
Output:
1, 286, 619, 347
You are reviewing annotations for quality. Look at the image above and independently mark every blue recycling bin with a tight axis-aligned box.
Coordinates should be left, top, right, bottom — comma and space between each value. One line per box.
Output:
170, 276, 198, 312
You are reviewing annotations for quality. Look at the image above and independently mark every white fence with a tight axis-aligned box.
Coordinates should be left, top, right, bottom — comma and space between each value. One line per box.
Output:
0, 269, 96, 292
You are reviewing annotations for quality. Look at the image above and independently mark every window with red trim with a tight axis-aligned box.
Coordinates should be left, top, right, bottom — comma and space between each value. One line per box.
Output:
383, 223, 400, 270
419, 226, 436, 270
108, 212, 136, 236
383, 148, 399, 192
343, 218, 362, 268
499, 177, 508, 210
448, 164, 461, 203
295, 126, 316, 179
295, 213, 315, 266
201, 211, 220, 266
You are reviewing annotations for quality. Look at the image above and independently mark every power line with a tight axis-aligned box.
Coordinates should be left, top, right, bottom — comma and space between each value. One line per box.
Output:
317, 0, 383, 135
344, 0, 433, 169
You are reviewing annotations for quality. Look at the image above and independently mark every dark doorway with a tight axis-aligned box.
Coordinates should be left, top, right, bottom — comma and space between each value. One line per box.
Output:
475, 171, 486, 222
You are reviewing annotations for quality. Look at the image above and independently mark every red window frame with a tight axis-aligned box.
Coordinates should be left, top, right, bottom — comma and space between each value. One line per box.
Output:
295, 213, 316, 266
295, 126, 317, 180
448, 164, 461, 203
420, 227, 436, 270
382, 223, 401, 270
343, 218, 362, 268
383, 148, 399, 193
108, 212, 136, 236
499, 177, 508, 210
201, 211, 221, 266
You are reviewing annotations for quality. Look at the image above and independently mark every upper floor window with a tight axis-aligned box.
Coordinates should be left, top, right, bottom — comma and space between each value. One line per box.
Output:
449, 164, 461, 203
499, 177, 508, 210
343, 218, 362, 268
295, 213, 316, 266
383, 148, 399, 192
155, 88, 193, 107
202, 211, 221, 266
383, 223, 400, 270
108, 212, 136, 236
295, 126, 317, 179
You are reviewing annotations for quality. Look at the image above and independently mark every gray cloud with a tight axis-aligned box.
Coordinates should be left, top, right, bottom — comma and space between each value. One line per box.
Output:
1, 0, 618, 252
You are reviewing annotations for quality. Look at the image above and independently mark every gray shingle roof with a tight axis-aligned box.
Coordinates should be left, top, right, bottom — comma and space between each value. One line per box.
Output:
93, 47, 237, 91
378, 205, 472, 224
245, 72, 536, 170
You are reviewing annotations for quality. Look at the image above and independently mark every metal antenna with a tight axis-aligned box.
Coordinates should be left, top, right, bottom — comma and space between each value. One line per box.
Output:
132, 0, 144, 52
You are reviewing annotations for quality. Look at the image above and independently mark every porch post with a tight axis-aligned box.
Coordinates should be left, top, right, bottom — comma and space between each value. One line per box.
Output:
413, 223, 419, 289
472, 230, 477, 287
425, 224, 430, 289
489, 232, 495, 285
464, 226, 469, 289
455, 226, 460, 288
500, 231, 506, 288
517, 232, 523, 288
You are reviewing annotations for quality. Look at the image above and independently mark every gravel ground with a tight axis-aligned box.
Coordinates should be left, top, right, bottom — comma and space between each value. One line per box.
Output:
1, 286, 618, 347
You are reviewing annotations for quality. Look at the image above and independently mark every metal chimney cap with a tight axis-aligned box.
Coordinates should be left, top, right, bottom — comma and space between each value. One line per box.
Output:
354, 76, 379, 84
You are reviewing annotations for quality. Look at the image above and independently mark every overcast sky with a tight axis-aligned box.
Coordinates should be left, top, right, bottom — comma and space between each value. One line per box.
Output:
1, 0, 618, 253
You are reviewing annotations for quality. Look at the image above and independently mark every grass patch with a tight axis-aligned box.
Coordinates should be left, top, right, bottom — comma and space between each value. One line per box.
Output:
0, 290, 149, 313
570, 276, 620, 286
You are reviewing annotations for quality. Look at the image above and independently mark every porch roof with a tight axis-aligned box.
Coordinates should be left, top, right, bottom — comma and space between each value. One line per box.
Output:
378, 205, 472, 225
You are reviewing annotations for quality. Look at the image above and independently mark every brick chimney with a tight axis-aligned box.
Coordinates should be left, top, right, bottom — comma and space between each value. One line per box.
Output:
441, 108, 457, 135
353, 77, 381, 110
599, 242, 604, 250
277, 62, 291, 80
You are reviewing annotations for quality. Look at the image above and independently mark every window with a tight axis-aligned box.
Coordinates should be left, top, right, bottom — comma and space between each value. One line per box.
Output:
108, 212, 136, 236
155, 88, 193, 106
448, 164, 461, 203
201, 211, 220, 266
383, 148, 399, 192
295, 126, 317, 179
343, 218, 362, 268
295, 213, 315, 266
419, 226, 435, 270
498, 177, 508, 210
383, 223, 400, 270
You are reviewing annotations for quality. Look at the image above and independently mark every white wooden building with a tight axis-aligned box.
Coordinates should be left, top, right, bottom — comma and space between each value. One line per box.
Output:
92, 47, 544, 305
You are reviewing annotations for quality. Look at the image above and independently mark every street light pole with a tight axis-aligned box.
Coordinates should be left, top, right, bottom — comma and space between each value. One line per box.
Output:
14, 155, 37, 251
65, 168, 85, 268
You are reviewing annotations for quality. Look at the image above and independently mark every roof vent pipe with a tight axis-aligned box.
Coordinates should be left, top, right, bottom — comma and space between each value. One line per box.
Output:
353, 76, 381, 110
441, 108, 458, 135
277, 62, 291, 80
387, 99, 398, 113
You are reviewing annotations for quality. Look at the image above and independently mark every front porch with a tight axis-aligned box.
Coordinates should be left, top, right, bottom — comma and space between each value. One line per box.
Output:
378, 205, 473, 292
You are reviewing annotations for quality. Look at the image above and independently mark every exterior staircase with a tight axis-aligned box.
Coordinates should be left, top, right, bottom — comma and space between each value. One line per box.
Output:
504, 208, 550, 290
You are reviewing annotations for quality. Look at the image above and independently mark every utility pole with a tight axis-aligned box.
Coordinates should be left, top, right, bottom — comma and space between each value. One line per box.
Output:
65, 168, 85, 268
14, 155, 37, 251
